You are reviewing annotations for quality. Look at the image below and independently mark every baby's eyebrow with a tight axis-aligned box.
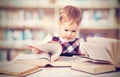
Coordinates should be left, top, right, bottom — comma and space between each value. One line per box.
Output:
72, 30, 76, 32
72, 30, 76, 31
65, 29, 68, 31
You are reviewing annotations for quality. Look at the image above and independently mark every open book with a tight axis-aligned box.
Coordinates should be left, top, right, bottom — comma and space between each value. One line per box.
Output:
0, 62, 40, 76
28, 41, 62, 62
71, 37, 120, 74
12, 42, 65, 67
86, 37, 120, 67
80, 42, 114, 64
12, 42, 89, 67
13, 53, 88, 67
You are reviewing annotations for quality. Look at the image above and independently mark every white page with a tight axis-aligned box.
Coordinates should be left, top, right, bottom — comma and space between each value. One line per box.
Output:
82, 42, 113, 64
13, 53, 50, 61
28, 42, 62, 62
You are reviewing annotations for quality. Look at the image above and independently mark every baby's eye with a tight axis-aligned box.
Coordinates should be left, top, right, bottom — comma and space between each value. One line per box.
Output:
72, 30, 76, 33
65, 29, 68, 31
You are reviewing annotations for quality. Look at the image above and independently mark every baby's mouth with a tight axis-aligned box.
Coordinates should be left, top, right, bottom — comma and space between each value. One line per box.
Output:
65, 37, 72, 40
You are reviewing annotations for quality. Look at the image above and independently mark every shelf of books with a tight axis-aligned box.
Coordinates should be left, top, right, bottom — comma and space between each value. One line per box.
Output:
0, 0, 119, 61
76, 0, 120, 40
0, 0, 56, 61
79, 29, 119, 41
55, 0, 120, 40
78, 7, 120, 40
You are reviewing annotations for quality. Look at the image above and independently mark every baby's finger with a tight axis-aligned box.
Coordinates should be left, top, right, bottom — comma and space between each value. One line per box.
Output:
28, 45, 39, 50
32, 48, 40, 53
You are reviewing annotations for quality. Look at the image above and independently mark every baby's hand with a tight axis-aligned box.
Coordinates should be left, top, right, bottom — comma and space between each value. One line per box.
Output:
28, 45, 41, 54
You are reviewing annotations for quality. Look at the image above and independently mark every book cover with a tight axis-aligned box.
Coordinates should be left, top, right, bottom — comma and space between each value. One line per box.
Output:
0, 62, 40, 76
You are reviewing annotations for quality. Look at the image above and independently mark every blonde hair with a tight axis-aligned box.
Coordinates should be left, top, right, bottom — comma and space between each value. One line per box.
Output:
59, 5, 82, 26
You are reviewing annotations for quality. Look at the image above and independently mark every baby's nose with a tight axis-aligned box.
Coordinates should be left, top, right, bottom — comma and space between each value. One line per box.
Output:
67, 31, 72, 36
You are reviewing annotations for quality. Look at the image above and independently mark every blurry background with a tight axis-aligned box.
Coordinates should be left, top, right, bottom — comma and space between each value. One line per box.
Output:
0, 0, 119, 61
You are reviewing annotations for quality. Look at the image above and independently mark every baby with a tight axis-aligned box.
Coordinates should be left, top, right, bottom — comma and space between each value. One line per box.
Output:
31, 5, 84, 56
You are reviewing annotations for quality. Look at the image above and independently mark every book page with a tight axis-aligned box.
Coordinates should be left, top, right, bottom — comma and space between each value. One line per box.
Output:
13, 53, 50, 61
12, 53, 51, 67
47, 42, 62, 62
87, 37, 114, 59
81, 42, 113, 64
87, 37, 120, 65
51, 56, 88, 66
28, 42, 62, 62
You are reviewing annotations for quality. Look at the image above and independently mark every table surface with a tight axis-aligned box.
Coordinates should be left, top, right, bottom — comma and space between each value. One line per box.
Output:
26, 67, 120, 77
0, 66, 120, 77
0, 56, 120, 77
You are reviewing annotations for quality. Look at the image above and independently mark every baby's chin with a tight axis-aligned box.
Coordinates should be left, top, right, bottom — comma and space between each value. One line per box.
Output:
63, 38, 74, 42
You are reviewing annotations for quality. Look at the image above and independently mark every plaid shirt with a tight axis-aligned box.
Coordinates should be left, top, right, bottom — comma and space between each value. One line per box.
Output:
52, 36, 80, 56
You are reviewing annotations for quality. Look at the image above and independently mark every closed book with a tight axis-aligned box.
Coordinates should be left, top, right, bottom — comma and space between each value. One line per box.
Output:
0, 62, 40, 76
71, 61, 115, 74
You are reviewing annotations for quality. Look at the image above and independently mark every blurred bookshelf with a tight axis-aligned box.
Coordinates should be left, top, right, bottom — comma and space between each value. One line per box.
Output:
0, 0, 120, 61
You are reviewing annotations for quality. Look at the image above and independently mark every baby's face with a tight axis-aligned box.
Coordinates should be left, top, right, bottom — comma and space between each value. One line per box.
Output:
59, 21, 79, 41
